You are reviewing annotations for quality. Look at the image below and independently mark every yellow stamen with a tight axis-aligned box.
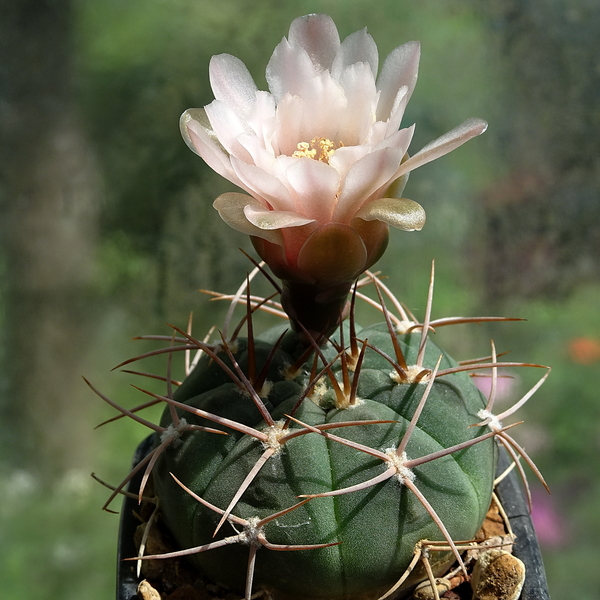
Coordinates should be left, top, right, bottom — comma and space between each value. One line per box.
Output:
292, 137, 343, 163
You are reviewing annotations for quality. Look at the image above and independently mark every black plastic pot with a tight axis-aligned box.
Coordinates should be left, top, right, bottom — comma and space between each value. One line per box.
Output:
116, 436, 550, 600
495, 449, 551, 600
116, 435, 155, 600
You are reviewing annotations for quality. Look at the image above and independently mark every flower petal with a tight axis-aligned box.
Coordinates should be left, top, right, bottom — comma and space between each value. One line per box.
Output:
334, 146, 405, 222
245, 91, 277, 152
204, 99, 253, 161
234, 133, 274, 171
266, 38, 317, 101
180, 108, 221, 155
376, 41, 420, 121
230, 156, 293, 212
354, 197, 426, 231
288, 14, 340, 72
213, 192, 283, 244
383, 85, 409, 137
273, 93, 306, 156
209, 54, 258, 118
373, 124, 414, 153
273, 72, 348, 154
181, 109, 239, 184
296, 71, 347, 143
244, 204, 315, 230
328, 145, 373, 180
331, 27, 378, 80
284, 158, 341, 223
337, 62, 378, 145
396, 117, 488, 177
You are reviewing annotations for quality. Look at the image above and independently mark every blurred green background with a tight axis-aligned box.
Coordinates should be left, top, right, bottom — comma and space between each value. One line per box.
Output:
1, 0, 599, 597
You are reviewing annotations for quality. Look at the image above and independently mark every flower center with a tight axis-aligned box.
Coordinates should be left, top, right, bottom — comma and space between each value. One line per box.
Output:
292, 137, 343, 163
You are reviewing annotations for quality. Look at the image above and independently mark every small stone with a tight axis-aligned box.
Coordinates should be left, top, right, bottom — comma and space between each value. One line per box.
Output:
413, 577, 452, 600
471, 549, 526, 600
138, 579, 162, 600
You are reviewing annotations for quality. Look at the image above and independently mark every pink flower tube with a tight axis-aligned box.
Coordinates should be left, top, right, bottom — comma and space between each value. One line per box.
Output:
181, 14, 487, 337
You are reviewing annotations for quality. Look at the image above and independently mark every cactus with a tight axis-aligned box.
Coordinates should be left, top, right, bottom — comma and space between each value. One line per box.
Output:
151, 274, 500, 599
87, 13, 550, 600
88, 267, 549, 599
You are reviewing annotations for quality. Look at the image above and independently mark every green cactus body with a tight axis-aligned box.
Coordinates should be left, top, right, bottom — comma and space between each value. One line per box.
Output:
153, 322, 497, 599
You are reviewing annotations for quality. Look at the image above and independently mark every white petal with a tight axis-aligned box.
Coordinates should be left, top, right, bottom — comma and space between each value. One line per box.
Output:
181, 109, 239, 184
355, 197, 426, 231
235, 133, 275, 171
366, 88, 408, 146
274, 74, 348, 155
209, 54, 258, 117
288, 14, 340, 71
374, 125, 414, 153
230, 156, 293, 212
244, 204, 315, 230
376, 41, 420, 121
334, 146, 404, 222
337, 62, 378, 145
383, 85, 409, 136
396, 118, 488, 177
328, 145, 373, 180
296, 71, 347, 143
331, 28, 378, 80
213, 193, 283, 244
365, 120, 391, 147
284, 158, 341, 223
273, 93, 305, 156
266, 38, 317, 101
245, 91, 277, 152
374, 129, 415, 198
180, 108, 219, 155
204, 100, 252, 162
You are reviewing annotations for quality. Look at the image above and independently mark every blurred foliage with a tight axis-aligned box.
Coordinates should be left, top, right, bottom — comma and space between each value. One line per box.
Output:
1, 0, 599, 598
475, 0, 600, 304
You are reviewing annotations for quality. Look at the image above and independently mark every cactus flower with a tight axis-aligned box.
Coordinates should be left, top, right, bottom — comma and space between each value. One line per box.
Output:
181, 14, 487, 336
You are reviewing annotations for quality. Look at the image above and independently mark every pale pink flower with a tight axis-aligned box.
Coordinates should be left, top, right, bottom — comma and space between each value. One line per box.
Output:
181, 14, 487, 335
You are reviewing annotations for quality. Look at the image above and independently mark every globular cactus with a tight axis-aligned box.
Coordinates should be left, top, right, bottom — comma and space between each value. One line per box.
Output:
87, 266, 548, 600
88, 267, 549, 599
151, 284, 498, 599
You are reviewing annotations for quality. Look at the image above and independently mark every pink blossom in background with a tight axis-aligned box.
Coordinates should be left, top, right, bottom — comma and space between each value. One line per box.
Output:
473, 372, 517, 403
531, 488, 569, 548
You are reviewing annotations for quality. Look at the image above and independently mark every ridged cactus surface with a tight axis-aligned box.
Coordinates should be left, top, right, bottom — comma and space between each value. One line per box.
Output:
153, 319, 497, 599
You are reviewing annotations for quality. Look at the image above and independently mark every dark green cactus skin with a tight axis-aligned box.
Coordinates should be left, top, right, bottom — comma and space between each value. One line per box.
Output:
153, 323, 497, 599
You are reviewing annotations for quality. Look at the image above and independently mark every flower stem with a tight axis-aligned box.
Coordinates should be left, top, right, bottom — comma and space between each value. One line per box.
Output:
280, 280, 353, 342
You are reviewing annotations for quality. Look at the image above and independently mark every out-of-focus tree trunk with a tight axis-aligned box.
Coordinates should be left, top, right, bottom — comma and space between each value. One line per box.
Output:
0, 0, 101, 476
